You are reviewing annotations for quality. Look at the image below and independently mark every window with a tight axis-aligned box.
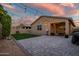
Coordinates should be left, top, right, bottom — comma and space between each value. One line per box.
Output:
37, 25, 42, 30
28, 27, 31, 29
25, 26, 31, 29
26, 27, 28, 29
22, 26, 25, 29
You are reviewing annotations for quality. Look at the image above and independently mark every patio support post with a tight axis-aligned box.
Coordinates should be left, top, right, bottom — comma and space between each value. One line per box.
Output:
65, 20, 69, 38
48, 24, 51, 35
53, 23, 57, 35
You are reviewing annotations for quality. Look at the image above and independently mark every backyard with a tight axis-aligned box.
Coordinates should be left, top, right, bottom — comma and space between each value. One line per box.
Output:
17, 36, 79, 56
12, 33, 38, 40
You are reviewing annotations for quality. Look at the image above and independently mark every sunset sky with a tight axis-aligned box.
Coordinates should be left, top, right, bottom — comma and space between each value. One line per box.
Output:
1, 3, 79, 25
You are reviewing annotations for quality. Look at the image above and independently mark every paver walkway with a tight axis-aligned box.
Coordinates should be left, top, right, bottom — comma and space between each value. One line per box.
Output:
0, 39, 30, 56
17, 36, 79, 56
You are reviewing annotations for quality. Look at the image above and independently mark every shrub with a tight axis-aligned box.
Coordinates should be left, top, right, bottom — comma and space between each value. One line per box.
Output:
0, 5, 12, 38
1, 14, 11, 37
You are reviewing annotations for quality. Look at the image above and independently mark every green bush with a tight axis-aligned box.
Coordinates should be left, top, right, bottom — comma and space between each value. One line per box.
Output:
1, 14, 11, 37
0, 5, 12, 38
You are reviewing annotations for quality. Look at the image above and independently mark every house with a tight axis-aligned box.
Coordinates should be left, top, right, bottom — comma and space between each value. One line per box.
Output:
31, 16, 75, 38
11, 23, 31, 34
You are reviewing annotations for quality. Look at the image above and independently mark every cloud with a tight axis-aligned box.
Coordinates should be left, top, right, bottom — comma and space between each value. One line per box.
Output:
68, 9, 79, 16
26, 3, 65, 16
1, 3, 16, 11
60, 3, 75, 8
20, 16, 39, 24
12, 16, 39, 26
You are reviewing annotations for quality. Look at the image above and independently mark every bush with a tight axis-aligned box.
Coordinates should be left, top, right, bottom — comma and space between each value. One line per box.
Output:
1, 14, 11, 37
0, 5, 12, 38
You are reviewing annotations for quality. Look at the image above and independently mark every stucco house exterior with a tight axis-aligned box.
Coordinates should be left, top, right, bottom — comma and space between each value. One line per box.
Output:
11, 24, 31, 34
31, 16, 75, 38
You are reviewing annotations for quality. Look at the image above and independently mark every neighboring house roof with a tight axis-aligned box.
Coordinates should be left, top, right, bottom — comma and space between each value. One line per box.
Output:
15, 23, 31, 28
31, 16, 75, 27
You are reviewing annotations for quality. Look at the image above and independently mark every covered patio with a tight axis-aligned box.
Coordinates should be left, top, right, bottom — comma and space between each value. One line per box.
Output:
50, 22, 65, 36
49, 20, 73, 38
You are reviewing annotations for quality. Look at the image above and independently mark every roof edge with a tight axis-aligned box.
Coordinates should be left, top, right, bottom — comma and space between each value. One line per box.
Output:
31, 16, 75, 27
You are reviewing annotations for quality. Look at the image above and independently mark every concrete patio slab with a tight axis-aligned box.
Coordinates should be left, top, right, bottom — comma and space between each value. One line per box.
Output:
17, 36, 79, 56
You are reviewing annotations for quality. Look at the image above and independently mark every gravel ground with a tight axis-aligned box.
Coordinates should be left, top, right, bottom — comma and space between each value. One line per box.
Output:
17, 36, 79, 56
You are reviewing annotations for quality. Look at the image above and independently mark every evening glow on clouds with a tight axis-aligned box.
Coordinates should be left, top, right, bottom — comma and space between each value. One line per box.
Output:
1, 3, 79, 25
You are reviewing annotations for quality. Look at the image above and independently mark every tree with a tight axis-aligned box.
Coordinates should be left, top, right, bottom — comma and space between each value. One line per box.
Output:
0, 5, 4, 14
0, 4, 12, 38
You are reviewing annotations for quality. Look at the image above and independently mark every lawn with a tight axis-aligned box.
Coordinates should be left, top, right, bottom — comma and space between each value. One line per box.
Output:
12, 33, 38, 40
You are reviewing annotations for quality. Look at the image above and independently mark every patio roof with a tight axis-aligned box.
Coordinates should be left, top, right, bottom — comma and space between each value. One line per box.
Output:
31, 16, 75, 27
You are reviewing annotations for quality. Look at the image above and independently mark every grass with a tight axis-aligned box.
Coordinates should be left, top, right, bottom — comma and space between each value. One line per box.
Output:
12, 33, 39, 40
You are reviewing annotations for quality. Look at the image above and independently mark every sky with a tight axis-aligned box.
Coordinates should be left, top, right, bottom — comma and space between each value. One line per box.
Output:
1, 3, 79, 26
